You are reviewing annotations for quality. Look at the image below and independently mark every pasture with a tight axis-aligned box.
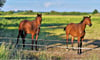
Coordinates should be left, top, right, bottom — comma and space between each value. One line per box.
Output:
0, 15, 100, 59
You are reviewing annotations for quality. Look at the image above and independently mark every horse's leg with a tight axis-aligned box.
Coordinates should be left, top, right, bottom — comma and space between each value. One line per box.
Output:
32, 33, 35, 50
35, 29, 40, 51
16, 30, 22, 47
21, 31, 25, 48
66, 34, 69, 49
35, 34, 39, 51
77, 37, 80, 54
71, 36, 74, 49
80, 36, 84, 54
80, 38, 82, 54
22, 32, 27, 48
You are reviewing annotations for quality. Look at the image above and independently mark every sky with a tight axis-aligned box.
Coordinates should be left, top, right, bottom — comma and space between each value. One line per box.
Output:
2, 0, 100, 12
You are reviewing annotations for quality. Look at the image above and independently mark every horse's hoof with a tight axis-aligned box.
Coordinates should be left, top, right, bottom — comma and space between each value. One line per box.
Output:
32, 48, 34, 50
66, 47, 68, 49
72, 48, 74, 50
35, 48, 38, 51
78, 53, 82, 55
78, 52, 82, 55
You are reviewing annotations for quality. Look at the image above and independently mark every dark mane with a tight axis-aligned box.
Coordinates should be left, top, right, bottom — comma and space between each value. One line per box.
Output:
80, 17, 88, 23
35, 14, 42, 20
80, 19, 84, 23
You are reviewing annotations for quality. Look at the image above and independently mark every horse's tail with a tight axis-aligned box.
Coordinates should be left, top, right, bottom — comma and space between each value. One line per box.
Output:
64, 27, 66, 31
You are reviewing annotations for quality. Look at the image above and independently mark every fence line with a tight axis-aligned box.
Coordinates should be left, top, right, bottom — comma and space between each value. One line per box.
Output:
0, 36, 94, 42
0, 37, 71, 42
0, 37, 100, 50
0, 41, 100, 50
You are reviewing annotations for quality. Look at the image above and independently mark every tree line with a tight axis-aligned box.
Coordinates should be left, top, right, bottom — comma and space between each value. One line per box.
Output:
0, 0, 99, 15
0, 9, 99, 15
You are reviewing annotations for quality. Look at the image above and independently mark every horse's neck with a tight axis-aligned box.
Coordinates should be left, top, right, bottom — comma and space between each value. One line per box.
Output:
34, 19, 40, 26
80, 20, 86, 30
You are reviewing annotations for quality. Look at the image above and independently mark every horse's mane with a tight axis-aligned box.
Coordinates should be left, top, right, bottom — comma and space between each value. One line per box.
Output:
80, 19, 84, 23
35, 15, 41, 20
80, 17, 87, 23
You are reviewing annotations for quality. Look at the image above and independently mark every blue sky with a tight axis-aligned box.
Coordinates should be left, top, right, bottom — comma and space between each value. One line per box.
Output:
2, 0, 100, 12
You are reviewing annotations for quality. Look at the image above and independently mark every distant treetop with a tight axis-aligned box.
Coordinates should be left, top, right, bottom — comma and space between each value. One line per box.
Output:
92, 9, 99, 14
0, 0, 6, 7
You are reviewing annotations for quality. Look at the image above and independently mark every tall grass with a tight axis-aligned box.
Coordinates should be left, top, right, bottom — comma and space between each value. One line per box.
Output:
0, 43, 9, 59
0, 42, 62, 60
0, 42, 22, 59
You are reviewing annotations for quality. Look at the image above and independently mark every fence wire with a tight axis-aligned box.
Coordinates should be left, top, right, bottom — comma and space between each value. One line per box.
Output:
0, 36, 94, 42
0, 37, 100, 50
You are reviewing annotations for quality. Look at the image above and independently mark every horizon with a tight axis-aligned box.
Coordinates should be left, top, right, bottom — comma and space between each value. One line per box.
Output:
1, 0, 100, 12
0, 10, 94, 13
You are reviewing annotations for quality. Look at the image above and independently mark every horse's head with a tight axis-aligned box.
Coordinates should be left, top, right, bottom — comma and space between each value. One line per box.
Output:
37, 13, 42, 17
84, 16, 92, 27
36, 13, 42, 26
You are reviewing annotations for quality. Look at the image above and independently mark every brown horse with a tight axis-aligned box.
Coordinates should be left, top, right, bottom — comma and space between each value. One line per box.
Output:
64, 16, 92, 54
16, 14, 42, 50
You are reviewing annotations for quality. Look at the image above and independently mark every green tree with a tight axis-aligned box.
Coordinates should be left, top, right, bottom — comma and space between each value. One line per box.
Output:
92, 9, 99, 14
27, 10, 33, 13
5, 10, 14, 14
0, 11, 4, 15
0, 0, 6, 7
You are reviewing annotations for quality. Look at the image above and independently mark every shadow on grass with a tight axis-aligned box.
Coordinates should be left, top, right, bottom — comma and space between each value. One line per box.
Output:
82, 39, 100, 53
41, 23, 67, 27
0, 22, 68, 50
0, 20, 100, 52
4, 17, 35, 20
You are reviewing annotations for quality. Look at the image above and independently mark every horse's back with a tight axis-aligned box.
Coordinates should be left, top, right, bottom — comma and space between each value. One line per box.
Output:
66, 23, 83, 37
65, 23, 74, 33
19, 20, 36, 34
66, 23, 77, 30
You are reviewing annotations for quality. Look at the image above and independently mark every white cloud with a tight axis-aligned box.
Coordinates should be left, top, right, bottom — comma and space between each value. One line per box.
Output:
44, 2, 53, 8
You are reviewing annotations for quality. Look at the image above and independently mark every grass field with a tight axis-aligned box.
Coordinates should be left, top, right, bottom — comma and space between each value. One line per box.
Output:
0, 15, 100, 59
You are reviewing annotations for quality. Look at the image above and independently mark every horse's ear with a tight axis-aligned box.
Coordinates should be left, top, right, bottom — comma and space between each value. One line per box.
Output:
84, 16, 87, 18
40, 14, 42, 16
89, 16, 91, 18
37, 13, 39, 16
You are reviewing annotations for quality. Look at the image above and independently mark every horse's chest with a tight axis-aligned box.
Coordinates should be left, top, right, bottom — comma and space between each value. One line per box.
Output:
31, 24, 38, 31
31, 24, 35, 30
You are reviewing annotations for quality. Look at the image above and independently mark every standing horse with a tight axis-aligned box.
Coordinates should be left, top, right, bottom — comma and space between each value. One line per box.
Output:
16, 14, 42, 50
64, 16, 92, 54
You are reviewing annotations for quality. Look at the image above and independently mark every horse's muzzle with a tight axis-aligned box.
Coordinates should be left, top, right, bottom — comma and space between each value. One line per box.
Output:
89, 24, 92, 27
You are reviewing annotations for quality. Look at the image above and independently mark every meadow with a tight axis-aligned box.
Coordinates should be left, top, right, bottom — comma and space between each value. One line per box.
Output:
0, 15, 100, 59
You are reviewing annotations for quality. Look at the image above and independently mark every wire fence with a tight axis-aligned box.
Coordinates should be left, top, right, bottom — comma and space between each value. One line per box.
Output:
0, 37, 67, 42
0, 37, 100, 51
0, 36, 96, 42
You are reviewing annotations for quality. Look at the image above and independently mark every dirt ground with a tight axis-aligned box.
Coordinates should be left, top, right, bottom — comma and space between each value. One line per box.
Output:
45, 39, 100, 60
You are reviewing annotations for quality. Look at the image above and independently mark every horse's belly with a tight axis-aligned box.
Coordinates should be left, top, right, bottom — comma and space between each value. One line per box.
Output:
70, 32, 85, 37
26, 31, 31, 34
25, 29, 35, 34
70, 33, 78, 37
23, 27, 33, 34
23, 25, 35, 34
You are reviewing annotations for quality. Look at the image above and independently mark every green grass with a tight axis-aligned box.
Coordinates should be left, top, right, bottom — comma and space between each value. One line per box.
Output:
0, 15, 100, 47
0, 15, 100, 59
